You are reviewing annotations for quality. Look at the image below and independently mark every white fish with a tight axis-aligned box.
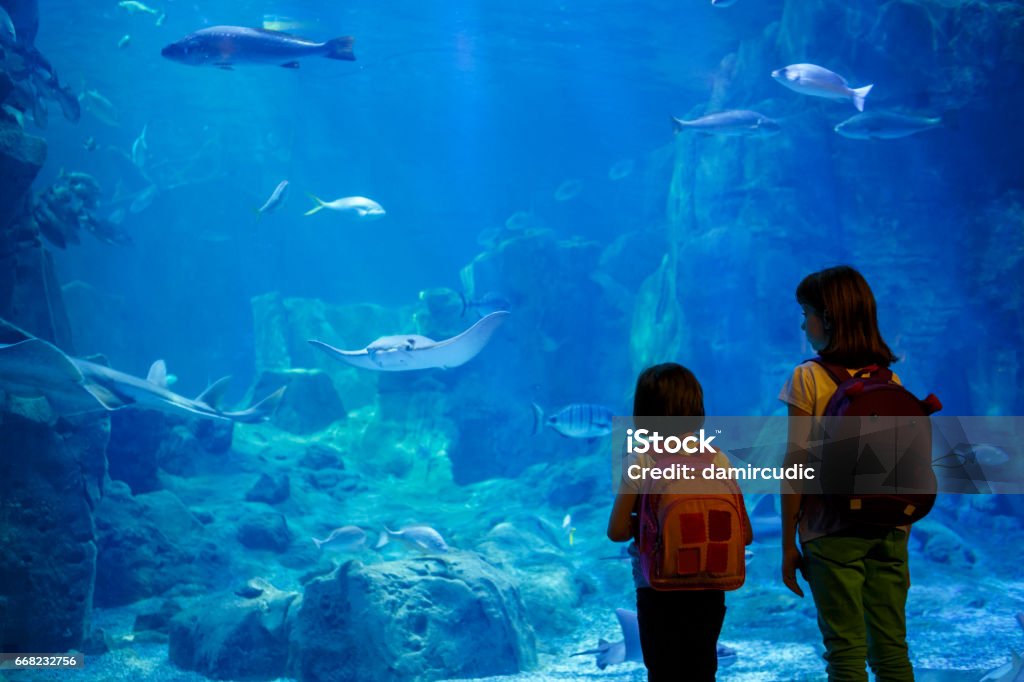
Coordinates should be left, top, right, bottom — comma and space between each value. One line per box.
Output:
834, 111, 942, 140
950, 442, 1011, 468
505, 210, 535, 231
312, 525, 368, 552
973, 444, 1010, 467
119, 0, 159, 15
771, 63, 873, 111
608, 159, 634, 181
130, 185, 158, 214
671, 110, 781, 137
711, 0, 737, 6
554, 178, 584, 201
375, 525, 449, 553
304, 195, 385, 219
118, 34, 131, 49
131, 124, 148, 170
256, 180, 289, 216
79, 90, 119, 127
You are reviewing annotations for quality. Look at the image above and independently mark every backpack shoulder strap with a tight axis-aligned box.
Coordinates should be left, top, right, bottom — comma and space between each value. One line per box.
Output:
807, 357, 850, 387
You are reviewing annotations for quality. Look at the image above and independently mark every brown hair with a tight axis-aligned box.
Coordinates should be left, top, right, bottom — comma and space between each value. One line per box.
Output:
796, 265, 898, 368
632, 363, 705, 433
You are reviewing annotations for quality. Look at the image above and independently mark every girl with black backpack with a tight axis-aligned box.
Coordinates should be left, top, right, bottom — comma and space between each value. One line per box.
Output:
779, 265, 921, 682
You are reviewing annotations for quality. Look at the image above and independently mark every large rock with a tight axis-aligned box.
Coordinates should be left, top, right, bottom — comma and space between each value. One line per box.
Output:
106, 409, 167, 493
169, 584, 299, 680
0, 118, 73, 349
93, 481, 218, 607
476, 519, 590, 636
236, 511, 293, 553
289, 553, 537, 681
0, 117, 46, 230
0, 398, 108, 652
245, 473, 291, 505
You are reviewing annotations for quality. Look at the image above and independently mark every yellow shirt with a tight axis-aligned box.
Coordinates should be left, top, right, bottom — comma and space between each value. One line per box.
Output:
779, 360, 902, 417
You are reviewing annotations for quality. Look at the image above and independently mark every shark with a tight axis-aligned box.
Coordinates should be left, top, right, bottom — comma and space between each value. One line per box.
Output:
571, 608, 737, 669
309, 310, 508, 371
0, 318, 284, 422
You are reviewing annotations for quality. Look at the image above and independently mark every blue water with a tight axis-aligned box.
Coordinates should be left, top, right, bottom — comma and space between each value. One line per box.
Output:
2, 0, 1023, 679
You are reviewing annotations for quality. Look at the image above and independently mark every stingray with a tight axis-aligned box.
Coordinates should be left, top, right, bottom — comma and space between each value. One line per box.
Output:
0, 318, 284, 422
570, 608, 737, 669
309, 311, 509, 371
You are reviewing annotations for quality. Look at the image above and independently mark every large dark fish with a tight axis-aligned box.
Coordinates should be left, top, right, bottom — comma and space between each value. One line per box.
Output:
161, 26, 355, 69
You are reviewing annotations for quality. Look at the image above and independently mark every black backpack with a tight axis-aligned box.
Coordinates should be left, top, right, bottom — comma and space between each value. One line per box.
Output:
810, 358, 942, 526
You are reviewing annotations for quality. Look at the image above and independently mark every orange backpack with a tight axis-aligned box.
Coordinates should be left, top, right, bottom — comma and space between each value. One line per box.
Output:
637, 452, 752, 591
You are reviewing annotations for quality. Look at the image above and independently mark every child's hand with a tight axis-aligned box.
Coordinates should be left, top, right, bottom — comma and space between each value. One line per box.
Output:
782, 546, 805, 597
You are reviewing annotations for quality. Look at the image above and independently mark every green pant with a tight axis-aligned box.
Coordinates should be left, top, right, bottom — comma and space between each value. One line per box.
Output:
802, 527, 913, 682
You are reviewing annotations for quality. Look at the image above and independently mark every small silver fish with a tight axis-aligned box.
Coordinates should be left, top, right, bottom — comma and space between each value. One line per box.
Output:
130, 185, 158, 214
505, 210, 535, 231
312, 525, 369, 552
554, 178, 584, 201
771, 63, 873, 111
952, 443, 1011, 468
119, 1, 159, 16
131, 124, 148, 170
256, 180, 289, 216
118, 34, 131, 49
376, 525, 449, 553
834, 111, 942, 140
608, 159, 634, 181
671, 110, 780, 137
79, 89, 119, 127
711, 0, 737, 6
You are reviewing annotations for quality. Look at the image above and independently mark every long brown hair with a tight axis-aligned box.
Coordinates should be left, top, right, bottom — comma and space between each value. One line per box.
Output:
632, 363, 705, 433
796, 265, 898, 367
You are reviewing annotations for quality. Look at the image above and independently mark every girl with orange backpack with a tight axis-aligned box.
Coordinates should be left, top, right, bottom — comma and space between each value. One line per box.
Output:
608, 363, 752, 682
